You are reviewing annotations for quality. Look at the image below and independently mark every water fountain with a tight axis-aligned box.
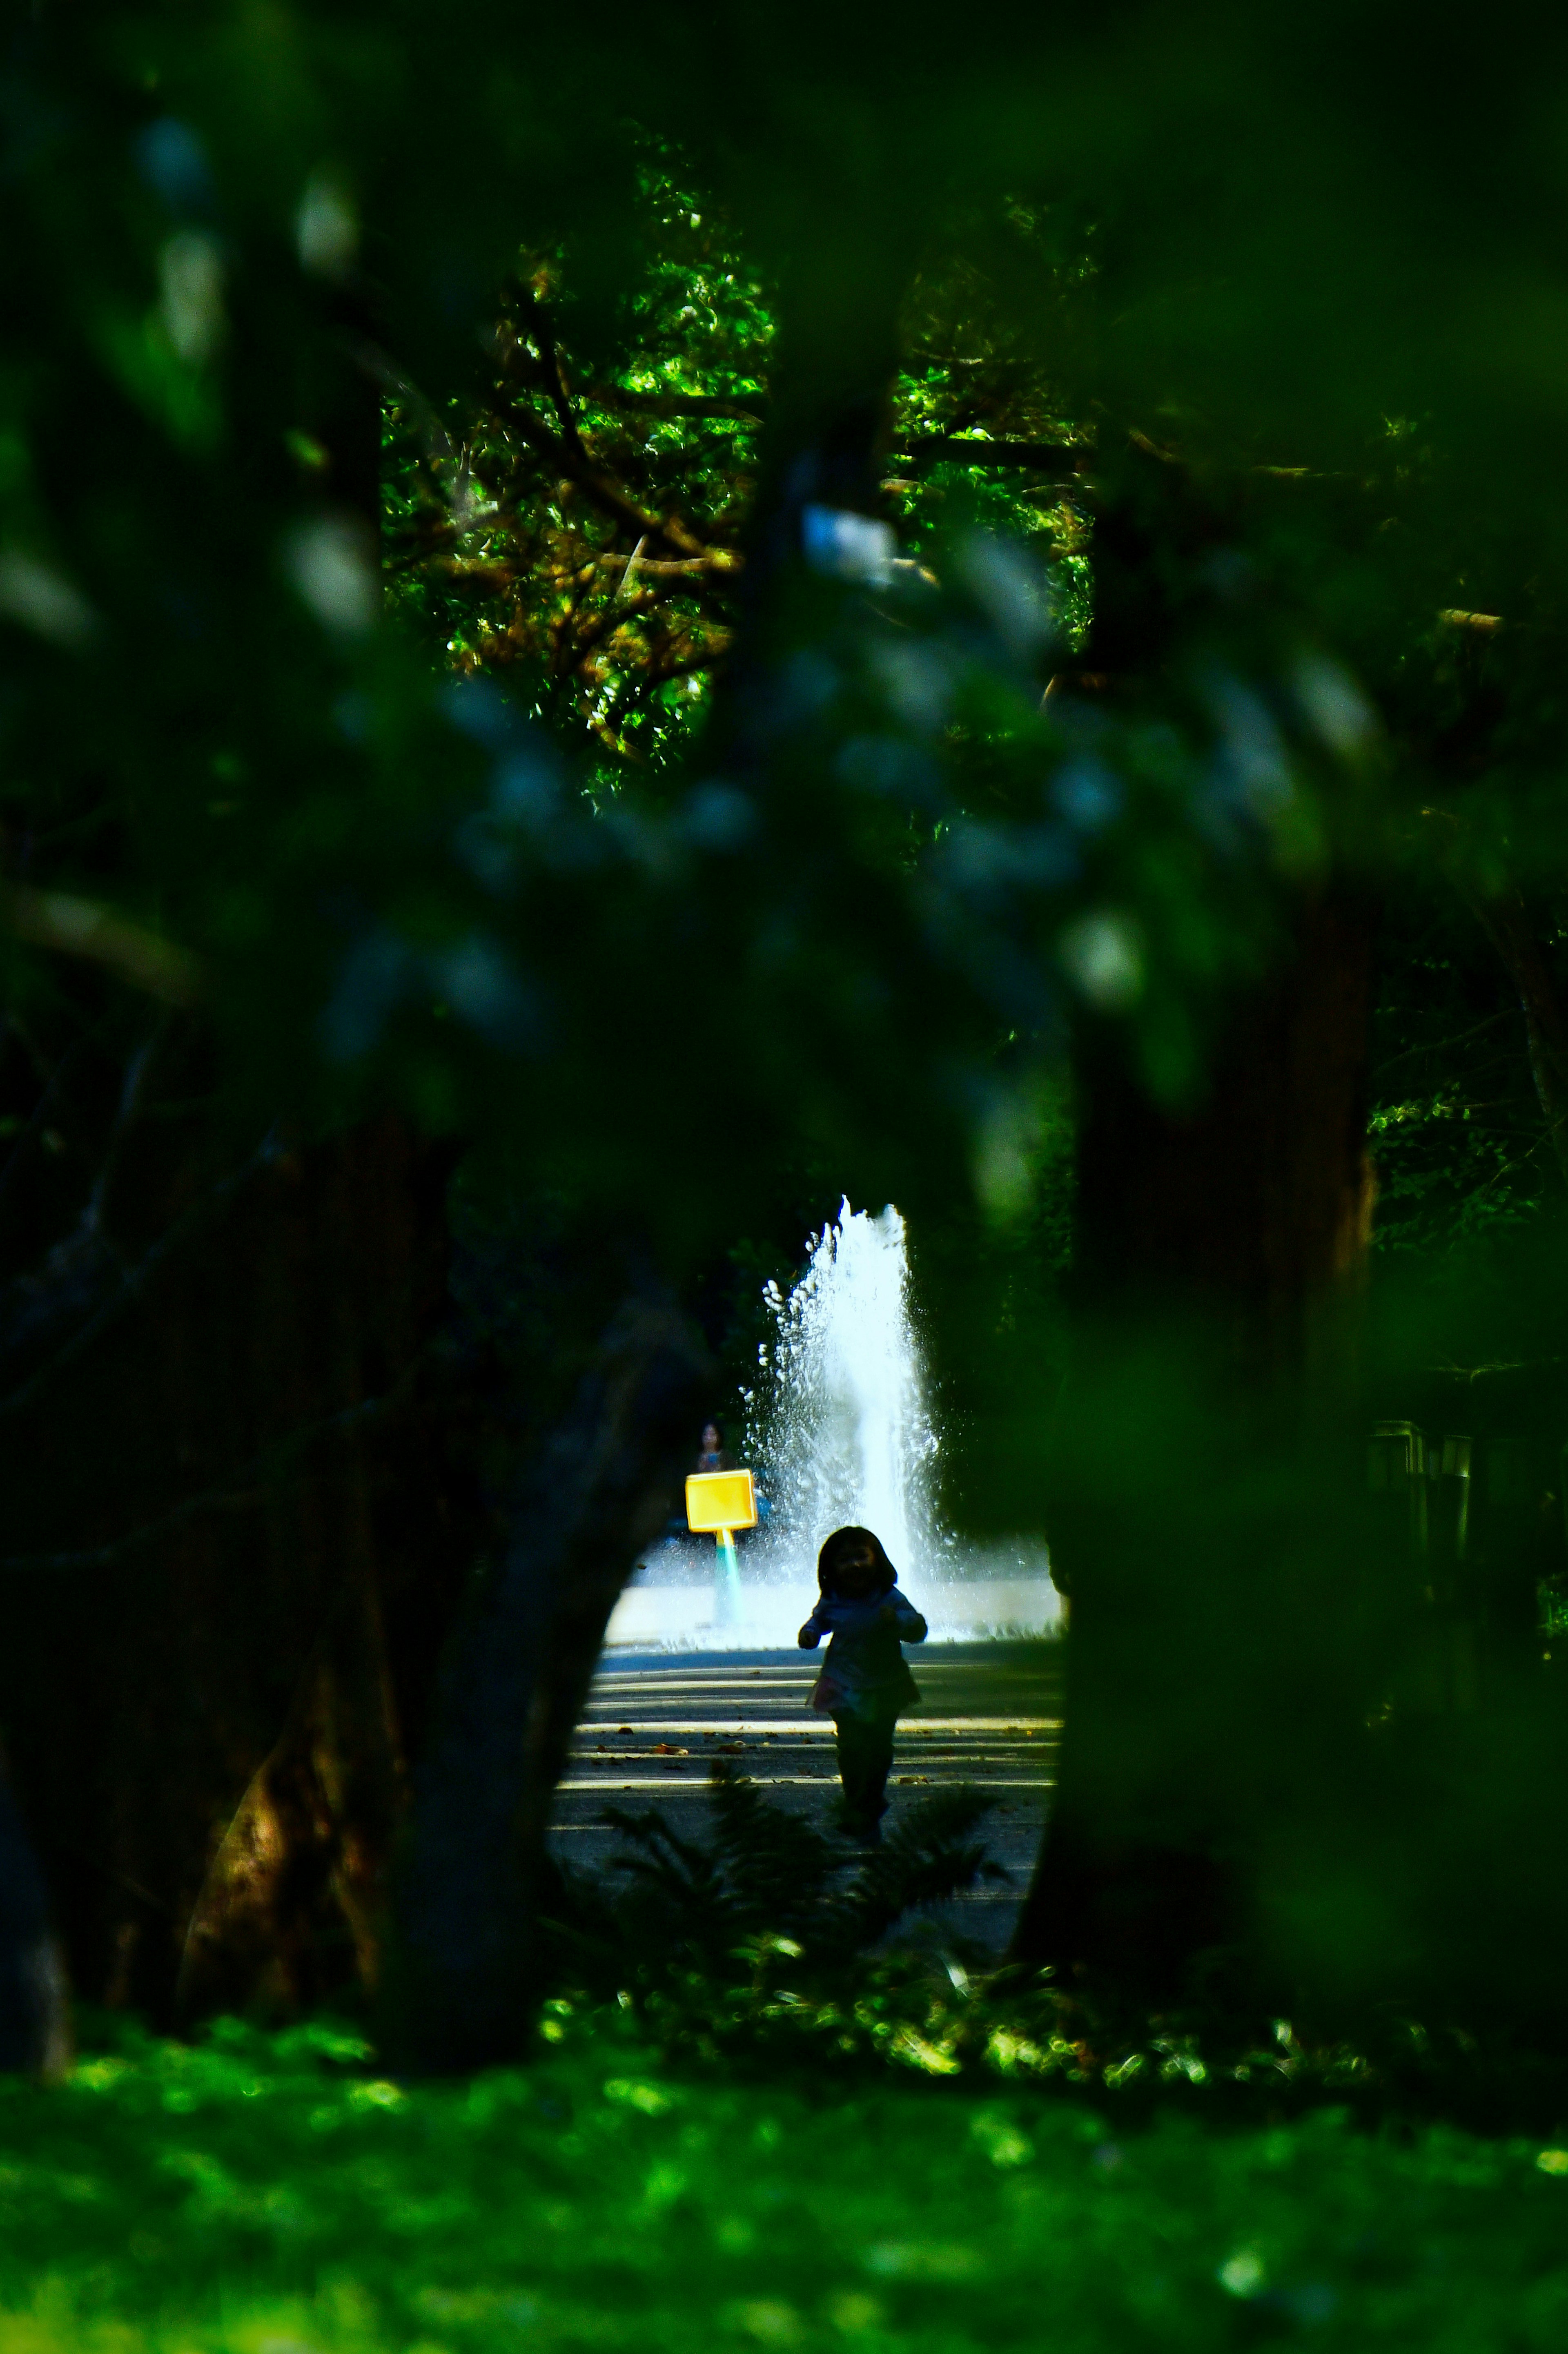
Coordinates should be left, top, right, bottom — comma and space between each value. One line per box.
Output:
608, 1199, 1060, 1647
747, 1199, 940, 1585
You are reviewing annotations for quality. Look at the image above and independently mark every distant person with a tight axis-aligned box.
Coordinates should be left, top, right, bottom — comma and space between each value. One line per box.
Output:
797, 1525, 927, 1843
694, 1420, 735, 1474
690, 1419, 771, 1544
657, 1422, 740, 1550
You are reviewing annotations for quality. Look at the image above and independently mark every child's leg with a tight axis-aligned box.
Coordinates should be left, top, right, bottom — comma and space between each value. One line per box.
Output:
832, 1714, 875, 1821
833, 1710, 898, 1830
864, 1711, 896, 1818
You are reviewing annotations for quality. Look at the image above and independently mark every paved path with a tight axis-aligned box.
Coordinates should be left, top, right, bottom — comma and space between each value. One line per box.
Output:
549, 1641, 1063, 1953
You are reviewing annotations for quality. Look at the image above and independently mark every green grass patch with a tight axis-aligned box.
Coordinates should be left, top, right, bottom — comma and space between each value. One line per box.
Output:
2, 2007, 1568, 2351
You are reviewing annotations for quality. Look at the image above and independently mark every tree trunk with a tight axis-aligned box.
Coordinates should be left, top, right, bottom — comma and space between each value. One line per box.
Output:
0, 1090, 477, 2024
174, 1543, 407, 2021
1014, 891, 1378, 2002
384, 1286, 706, 2073
0, 1757, 69, 2076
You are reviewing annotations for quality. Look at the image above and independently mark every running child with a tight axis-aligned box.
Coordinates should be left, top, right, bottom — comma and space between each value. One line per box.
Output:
797, 1525, 927, 1842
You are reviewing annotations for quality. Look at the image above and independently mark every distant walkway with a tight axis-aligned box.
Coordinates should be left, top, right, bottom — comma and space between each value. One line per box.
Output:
550, 1640, 1064, 1953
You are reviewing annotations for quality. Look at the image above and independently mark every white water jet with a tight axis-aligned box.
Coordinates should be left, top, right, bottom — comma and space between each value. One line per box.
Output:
609, 1198, 1062, 1647
748, 1199, 942, 1584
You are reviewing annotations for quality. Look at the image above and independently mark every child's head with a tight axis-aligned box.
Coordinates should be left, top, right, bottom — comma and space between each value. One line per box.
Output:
817, 1525, 896, 1601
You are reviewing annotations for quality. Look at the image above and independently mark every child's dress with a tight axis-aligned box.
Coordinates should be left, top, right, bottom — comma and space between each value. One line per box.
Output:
799, 1588, 925, 1718
797, 1587, 926, 1832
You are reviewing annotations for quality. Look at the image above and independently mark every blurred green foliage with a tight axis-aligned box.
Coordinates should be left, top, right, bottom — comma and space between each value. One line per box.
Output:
3, 2008, 1568, 2350
1368, 893, 1568, 1257
16, 0, 1565, 1226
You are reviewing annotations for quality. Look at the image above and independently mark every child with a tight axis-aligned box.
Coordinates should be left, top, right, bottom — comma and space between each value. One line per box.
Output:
797, 1525, 927, 1842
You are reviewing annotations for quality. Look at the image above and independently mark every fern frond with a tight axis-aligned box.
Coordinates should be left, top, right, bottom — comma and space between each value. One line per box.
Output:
705, 1759, 839, 1933
828, 1787, 1000, 1953
584, 1769, 1003, 1987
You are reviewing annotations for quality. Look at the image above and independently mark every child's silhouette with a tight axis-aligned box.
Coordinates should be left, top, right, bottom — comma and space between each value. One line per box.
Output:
797, 1525, 927, 1842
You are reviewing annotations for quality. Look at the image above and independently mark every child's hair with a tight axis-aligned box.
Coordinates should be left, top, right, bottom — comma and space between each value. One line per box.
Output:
817, 1525, 896, 1597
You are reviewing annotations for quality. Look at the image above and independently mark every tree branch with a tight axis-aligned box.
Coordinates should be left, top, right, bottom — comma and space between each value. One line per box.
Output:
505, 404, 732, 566
885, 435, 1084, 473
585, 386, 767, 424
0, 1378, 411, 1574
0, 885, 200, 1006
0, 1133, 282, 1423
518, 292, 590, 465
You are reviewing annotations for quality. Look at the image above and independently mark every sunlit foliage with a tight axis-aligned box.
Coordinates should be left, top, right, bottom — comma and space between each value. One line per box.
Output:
385, 170, 1100, 791
385, 159, 771, 776
2, 2012, 1568, 2350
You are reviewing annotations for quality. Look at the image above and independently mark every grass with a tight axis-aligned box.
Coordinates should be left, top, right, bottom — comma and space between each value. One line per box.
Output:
2, 2005, 1568, 2351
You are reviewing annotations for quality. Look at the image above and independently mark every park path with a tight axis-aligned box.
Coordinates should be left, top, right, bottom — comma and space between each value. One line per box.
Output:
548, 1639, 1063, 1953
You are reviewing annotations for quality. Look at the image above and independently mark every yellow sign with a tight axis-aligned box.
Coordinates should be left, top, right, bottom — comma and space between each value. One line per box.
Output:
686, 1467, 757, 1534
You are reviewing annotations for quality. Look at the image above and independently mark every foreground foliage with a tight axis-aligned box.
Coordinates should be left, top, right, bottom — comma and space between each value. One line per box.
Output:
561, 1760, 1003, 1971
2, 2009, 1568, 2352
545, 1769, 1568, 2129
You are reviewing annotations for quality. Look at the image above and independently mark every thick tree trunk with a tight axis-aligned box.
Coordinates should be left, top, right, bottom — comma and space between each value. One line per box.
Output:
0, 1758, 69, 2076
384, 1287, 706, 2073
0, 1094, 477, 2024
174, 1539, 407, 2020
1014, 892, 1378, 2000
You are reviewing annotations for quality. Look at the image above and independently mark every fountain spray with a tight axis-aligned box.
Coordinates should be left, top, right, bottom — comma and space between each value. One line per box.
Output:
750, 1199, 941, 1583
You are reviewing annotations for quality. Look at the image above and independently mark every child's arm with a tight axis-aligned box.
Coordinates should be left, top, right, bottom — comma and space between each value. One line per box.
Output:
797, 1601, 829, 1649
883, 1589, 928, 1642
